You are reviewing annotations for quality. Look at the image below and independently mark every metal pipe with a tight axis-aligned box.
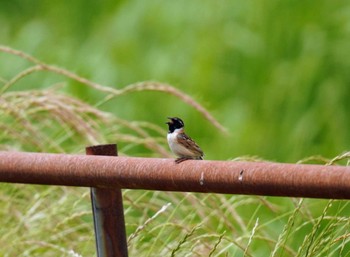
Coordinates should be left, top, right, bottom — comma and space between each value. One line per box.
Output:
86, 145, 128, 257
0, 151, 349, 199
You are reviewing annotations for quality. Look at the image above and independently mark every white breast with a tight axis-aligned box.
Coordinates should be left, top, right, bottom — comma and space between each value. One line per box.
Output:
167, 131, 198, 157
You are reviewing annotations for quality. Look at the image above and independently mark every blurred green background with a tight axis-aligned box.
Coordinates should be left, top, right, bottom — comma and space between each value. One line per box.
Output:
1, 1, 350, 256
1, 0, 349, 162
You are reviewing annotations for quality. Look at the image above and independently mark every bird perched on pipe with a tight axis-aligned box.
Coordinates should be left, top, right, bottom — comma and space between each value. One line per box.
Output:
166, 117, 204, 163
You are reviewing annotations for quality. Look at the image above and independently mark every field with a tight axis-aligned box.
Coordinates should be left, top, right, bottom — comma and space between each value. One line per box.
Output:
1, 1, 350, 256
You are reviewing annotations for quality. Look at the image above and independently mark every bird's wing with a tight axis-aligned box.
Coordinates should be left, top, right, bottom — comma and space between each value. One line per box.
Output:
177, 133, 204, 156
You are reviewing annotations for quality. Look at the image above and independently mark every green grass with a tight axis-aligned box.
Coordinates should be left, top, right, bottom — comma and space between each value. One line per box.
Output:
0, 52, 349, 256
1, 1, 350, 256
3, 184, 350, 256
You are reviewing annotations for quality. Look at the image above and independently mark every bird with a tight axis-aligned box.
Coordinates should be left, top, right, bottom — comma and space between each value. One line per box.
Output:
166, 117, 204, 163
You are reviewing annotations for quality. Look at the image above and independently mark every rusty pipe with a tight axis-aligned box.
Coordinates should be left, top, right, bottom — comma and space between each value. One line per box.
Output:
87, 145, 128, 257
0, 151, 349, 199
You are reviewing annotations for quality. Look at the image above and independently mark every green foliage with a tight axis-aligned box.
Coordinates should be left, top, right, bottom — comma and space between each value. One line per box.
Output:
1, 0, 350, 256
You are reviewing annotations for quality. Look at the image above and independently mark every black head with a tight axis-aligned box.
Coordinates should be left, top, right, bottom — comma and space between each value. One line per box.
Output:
166, 117, 185, 133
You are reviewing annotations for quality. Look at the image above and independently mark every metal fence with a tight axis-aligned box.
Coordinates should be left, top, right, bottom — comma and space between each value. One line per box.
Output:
0, 144, 349, 257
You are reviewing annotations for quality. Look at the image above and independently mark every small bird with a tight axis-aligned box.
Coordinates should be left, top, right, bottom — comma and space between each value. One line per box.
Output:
166, 117, 204, 163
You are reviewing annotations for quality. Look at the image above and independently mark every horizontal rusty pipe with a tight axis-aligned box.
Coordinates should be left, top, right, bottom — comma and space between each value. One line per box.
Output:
0, 151, 349, 199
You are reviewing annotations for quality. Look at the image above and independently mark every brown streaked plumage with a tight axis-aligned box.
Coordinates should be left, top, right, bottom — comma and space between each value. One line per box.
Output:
166, 117, 204, 163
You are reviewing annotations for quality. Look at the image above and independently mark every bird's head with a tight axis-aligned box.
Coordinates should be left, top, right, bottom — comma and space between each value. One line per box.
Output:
166, 117, 185, 133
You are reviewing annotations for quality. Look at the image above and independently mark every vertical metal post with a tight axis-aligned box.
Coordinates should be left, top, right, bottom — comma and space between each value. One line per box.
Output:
86, 144, 128, 257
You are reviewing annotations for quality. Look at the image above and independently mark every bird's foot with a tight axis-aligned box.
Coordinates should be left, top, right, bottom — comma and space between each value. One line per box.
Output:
175, 157, 192, 164
175, 156, 203, 164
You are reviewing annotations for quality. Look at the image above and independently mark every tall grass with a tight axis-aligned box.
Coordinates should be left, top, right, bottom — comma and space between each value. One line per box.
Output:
1, 47, 350, 256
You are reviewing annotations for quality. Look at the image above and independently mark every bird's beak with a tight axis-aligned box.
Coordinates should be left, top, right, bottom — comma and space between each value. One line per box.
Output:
166, 117, 173, 124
